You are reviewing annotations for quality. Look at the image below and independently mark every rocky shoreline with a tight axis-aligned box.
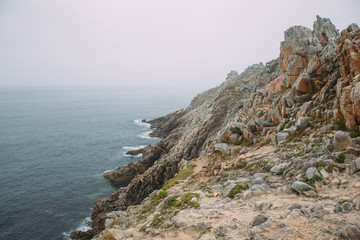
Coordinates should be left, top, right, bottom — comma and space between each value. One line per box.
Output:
71, 16, 360, 239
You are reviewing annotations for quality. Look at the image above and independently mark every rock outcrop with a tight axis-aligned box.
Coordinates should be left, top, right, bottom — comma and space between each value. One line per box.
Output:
71, 16, 360, 239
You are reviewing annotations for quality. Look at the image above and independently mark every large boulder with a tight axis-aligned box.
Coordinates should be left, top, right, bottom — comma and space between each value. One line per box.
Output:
214, 143, 231, 155
333, 131, 354, 152
291, 181, 314, 193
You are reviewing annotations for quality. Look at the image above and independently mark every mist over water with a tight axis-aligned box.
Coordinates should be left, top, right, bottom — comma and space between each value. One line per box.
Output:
0, 87, 194, 239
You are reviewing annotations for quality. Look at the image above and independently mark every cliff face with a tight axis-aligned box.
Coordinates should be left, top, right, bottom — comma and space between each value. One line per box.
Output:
71, 16, 360, 239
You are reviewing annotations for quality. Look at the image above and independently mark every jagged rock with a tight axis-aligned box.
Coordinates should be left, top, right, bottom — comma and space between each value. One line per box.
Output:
291, 181, 314, 193
338, 223, 360, 240
293, 73, 313, 94
277, 132, 290, 145
305, 167, 321, 179
333, 131, 354, 152
214, 143, 231, 155
297, 101, 313, 118
271, 163, 289, 175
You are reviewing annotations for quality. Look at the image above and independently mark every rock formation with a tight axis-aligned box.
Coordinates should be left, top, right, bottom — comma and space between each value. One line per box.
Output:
71, 16, 360, 240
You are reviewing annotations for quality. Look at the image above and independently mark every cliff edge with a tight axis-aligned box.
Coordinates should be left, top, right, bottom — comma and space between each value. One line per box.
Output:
71, 16, 360, 240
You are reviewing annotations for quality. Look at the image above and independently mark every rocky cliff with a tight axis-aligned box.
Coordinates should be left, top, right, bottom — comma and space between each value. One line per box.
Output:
71, 16, 360, 240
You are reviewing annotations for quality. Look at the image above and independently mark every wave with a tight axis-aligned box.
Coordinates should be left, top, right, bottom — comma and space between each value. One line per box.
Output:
63, 217, 91, 240
133, 119, 151, 128
122, 145, 146, 151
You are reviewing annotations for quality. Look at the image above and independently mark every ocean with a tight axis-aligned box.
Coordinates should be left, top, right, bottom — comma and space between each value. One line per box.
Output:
0, 87, 194, 240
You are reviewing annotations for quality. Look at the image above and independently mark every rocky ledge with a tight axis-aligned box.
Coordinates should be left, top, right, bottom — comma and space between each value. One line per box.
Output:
71, 16, 360, 239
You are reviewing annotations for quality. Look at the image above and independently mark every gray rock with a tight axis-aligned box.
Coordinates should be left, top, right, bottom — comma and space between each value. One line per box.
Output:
305, 167, 321, 179
338, 223, 360, 240
277, 132, 290, 145
250, 213, 269, 226
303, 190, 317, 198
287, 203, 302, 211
291, 181, 314, 193
354, 158, 360, 173
214, 143, 231, 155
228, 134, 240, 144
334, 200, 354, 213
307, 203, 326, 218
252, 177, 265, 186
333, 131, 354, 152
104, 218, 114, 228
295, 117, 310, 130
322, 124, 333, 133
271, 162, 289, 175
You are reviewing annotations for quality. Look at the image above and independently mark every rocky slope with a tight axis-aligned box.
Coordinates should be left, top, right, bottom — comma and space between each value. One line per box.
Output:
71, 16, 360, 239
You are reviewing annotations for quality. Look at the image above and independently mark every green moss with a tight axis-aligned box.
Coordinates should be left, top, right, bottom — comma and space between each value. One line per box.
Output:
226, 182, 249, 199
301, 174, 323, 188
162, 164, 196, 190
338, 199, 347, 204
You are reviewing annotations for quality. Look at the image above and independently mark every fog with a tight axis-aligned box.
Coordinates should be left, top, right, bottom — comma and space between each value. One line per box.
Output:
0, 0, 359, 92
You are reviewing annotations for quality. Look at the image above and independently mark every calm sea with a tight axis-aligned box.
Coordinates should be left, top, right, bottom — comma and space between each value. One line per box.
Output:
0, 87, 194, 240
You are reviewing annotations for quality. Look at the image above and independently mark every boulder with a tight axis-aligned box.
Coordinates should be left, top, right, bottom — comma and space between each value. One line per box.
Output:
271, 163, 289, 175
291, 181, 314, 193
295, 117, 310, 130
250, 213, 269, 226
293, 73, 313, 94
277, 132, 290, 145
333, 131, 354, 152
305, 167, 321, 179
214, 143, 231, 155
296, 101, 313, 118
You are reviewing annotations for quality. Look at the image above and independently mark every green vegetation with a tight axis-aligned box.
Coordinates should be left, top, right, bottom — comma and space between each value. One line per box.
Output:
349, 125, 360, 138
325, 163, 345, 173
226, 182, 249, 199
301, 174, 323, 188
162, 164, 196, 190
334, 120, 346, 131
241, 139, 252, 147
337, 152, 346, 163
338, 199, 347, 204
232, 158, 247, 170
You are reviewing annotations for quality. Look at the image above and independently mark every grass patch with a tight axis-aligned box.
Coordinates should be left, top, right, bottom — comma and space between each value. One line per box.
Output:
241, 139, 252, 147
162, 164, 196, 190
334, 120, 346, 131
227, 182, 249, 199
337, 152, 346, 163
349, 125, 360, 138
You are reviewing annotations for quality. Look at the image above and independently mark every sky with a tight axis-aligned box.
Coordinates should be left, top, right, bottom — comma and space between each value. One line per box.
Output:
0, 0, 359, 92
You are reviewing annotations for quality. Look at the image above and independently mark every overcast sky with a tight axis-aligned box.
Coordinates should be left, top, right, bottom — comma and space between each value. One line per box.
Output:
0, 0, 359, 92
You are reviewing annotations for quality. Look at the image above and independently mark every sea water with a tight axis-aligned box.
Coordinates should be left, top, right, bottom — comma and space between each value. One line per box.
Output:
0, 87, 194, 240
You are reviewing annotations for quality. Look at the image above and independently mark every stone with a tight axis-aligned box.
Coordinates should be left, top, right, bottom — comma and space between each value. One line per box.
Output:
287, 203, 302, 211
104, 218, 114, 229
271, 163, 289, 175
291, 181, 314, 193
303, 190, 317, 198
305, 167, 321, 179
354, 158, 360, 173
297, 101, 313, 118
250, 213, 269, 226
319, 169, 329, 178
333, 131, 354, 152
334, 200, 354, 213
338, 223, 360, 240
228, 133, 240, 144
293, 73, 313, 94
295, 117, 310, 130
214, 143, 231, 155
103, 229, 125, 240
277, 132, 290, 145
252, 177, 265, 186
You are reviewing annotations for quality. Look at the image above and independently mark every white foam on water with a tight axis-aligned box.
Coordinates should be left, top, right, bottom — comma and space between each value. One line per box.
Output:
63, 217, 91, 240
122, 145, 146, 151
133, 119, 151, 128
